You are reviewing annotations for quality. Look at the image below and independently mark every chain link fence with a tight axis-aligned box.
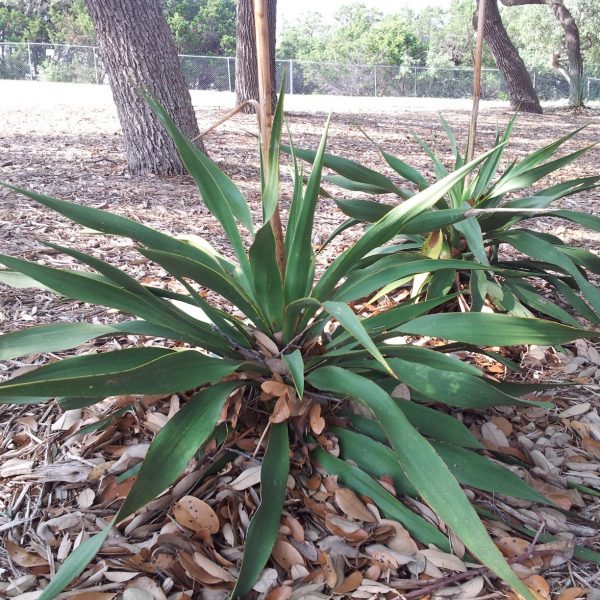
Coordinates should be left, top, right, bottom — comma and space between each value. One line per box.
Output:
2, 41, 598, 102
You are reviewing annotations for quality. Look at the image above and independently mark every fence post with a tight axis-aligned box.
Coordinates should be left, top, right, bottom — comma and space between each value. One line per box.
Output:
289, 59, 293, 94
227, 57, 232, 92
413, 67, 418, 97
93, 47, 99, 84
587, 76, 591, 99
374, 65, 377, 97
532, 71, 536, 90
27, 42, 34, 80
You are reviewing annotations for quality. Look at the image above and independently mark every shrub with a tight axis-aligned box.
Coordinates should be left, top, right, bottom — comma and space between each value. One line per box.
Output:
1, 93, 598, 600
289, 115, 600, 327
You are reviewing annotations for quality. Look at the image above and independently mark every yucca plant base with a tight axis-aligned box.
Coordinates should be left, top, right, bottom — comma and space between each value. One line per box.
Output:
1, 93, 599, 600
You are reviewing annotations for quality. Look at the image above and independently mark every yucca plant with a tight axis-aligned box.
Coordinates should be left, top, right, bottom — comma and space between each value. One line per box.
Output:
288, 116, 600, 326
1, 92, 599, 600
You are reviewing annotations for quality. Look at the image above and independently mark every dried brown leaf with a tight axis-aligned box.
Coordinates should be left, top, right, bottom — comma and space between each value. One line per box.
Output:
335, 488, 377, 523
5, 540, 48, 568
229, 465, 262, 490
557, 588, 587, 600
264, 586, 293, 600
309, 404, 325, 435
333, 570, 363, 594
523, 574, 551, 600
272, 539, 305, 572
379, 519, 418, 555
172, 495, 219, 534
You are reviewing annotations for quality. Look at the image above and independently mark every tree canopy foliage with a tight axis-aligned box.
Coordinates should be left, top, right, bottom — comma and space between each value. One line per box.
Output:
277, 4, 424, 66
1, 0, 598, 76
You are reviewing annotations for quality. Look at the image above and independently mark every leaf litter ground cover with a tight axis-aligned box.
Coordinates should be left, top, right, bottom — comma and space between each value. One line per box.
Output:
1, 84, 600, 599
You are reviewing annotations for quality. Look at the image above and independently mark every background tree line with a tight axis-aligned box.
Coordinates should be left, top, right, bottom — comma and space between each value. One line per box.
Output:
2, 0, 599, 76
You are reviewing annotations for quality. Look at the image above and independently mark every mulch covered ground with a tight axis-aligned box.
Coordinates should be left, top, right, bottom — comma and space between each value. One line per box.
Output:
1, 83, 600, 599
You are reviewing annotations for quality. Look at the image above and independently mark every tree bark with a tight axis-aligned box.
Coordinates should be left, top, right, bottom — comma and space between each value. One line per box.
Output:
502, 0, 584, 107
235, 0, 276, 113
478, 0, 543, 113
86, 0, 202, 175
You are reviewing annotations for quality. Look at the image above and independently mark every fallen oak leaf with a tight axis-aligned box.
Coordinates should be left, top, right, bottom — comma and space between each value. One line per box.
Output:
5, 539, 48, 568
557, 587, 587, 600
172, 495, 219, 534
309, 403, 325, 435
335, 487, 377, 523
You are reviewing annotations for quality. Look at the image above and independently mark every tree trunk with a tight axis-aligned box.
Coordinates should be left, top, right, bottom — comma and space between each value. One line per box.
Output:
501, 0, 584, 107
86, 0, 202, 175
235, 0, 276, 113
548, 1, 584, 106
479, 0, 543, 113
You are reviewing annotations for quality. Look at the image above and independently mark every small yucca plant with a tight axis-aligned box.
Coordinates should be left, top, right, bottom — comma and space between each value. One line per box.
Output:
289, 116, 600, 326
1, 92, 598, 600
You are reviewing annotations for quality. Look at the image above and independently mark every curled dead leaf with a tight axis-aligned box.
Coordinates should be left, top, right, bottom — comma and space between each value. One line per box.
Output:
335, 488, 377, 523
272, 538, 305, 572
5, 540, 48, 568
309, 403, 325, 435
379, 519, 418, 555
496, 537, 543, 569
172, 495, 219, 534
523, 574, 551, 600
557, 587, 587, 600
419, 547, 466, 572
193, 552, 235, 582
333, 571, 363, 594
325, 514, 369, 542
230, 465, 262, 491
264, 586, 293, 600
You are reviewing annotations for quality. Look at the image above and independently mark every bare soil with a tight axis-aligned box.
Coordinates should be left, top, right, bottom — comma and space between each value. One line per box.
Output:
1, 81, 600, 599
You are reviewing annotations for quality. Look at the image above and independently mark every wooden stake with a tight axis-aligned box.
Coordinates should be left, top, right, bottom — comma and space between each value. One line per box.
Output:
466, 0, 487, 167
254, 0, 286, 277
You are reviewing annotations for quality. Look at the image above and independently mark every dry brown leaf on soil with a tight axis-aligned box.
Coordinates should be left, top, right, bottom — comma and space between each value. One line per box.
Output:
481, 420, 510, 450
270, 393, 292, 423
378, 519, 418, 554
365, 544, 414, 570
0, 458, 34, 477
261, 380, 289, 398
333, 570, 363, 594
321, 551, 338, 588
68, 593, 119, 600
252, 329, 279, 355
179, 551, 224, 586
252, 568, 279, 593
419, 547, 467, 572
172, 495, 220, 533
334, 487, 377, 522
523, 472, 582, 510
490, 415, 514, 436
496, 536, 544, 569
193, 552, 235, 582
282, 514, 305, 542
77, 487, 96, 508
325, 514, 369, 542
264, 586, 293, 600
104, 571, 139, 583
523, 574, 551, 600
559, 403, 591, 419
229, 465, 262, 490
5, 539, 48, 568
309, 403, 325, 435
557, 587, 587, 600
0, 575, 38, 597
123, 576, 168, 600
272, 538, 306, 572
